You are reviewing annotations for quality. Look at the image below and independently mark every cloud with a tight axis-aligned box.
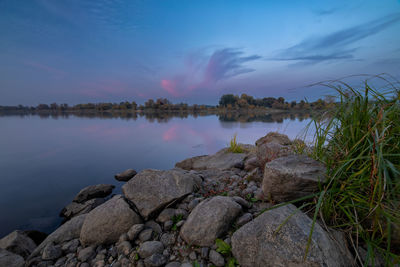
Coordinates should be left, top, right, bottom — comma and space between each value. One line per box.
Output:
273, 13, 400, 65
161, 48, 261, 97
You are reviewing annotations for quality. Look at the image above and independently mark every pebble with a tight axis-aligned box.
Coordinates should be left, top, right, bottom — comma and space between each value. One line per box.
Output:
138, 241, 164, 258
209, 250, 225, 267
42, 243, 62, 260
235, 212, 253, 226
77, 246, 95, 262
189, 251, 197, 260
127, 224, 145, 241
143, 253, 167, 267
139, 228, 153, 242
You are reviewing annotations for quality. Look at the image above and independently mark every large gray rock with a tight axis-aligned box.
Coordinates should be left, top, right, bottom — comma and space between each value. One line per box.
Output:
256, 142, 293, 168
175, 148, 247, 171
80, 195, 142, 246
28, 214, 87, 260
0, 230, 36, 259
60, 198, 105, 220
73, 184, 115, 203
0, 248, 25, 267
115, 169, 137, 182
122, 169, 197, 219
180, 196, 242, 246
262, 154, 326, 202
255, 132, 291, 146
231, 204, 351, 267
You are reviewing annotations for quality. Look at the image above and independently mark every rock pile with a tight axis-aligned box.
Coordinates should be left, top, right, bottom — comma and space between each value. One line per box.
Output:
1, 132, 360, 267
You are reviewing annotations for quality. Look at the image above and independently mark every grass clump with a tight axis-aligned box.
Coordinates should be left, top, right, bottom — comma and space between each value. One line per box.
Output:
308, 75, 400, 265
228, 133, 244, 153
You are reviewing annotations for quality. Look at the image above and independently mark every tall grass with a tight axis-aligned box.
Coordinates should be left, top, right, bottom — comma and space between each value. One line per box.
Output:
308, 76, 400, 266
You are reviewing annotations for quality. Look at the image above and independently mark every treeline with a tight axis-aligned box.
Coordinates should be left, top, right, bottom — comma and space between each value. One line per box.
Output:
218, 94, 335, 110
0, 94, 335, 112
0, 99, 213, 112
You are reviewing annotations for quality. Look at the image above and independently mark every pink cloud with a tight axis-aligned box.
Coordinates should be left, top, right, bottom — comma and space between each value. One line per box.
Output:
161, 79, 180, 97
160, 48, 260, 97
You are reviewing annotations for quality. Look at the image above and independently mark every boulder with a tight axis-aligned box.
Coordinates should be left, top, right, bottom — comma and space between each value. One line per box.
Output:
180, 196, 242, 246
262, 154, 326, 202
60, 198, 105, 220
28, 214, 87, 260
115, 169, 137, 182
255, 132, 291, 146
80, 195, 142, 246
231, 204, 351, 267
73, 184, 115, 203
175, 148, 247, 171
122, 169, 197, 219
0, 248, 24, 267
256, 142, 293, 168
0, 230, 36, 259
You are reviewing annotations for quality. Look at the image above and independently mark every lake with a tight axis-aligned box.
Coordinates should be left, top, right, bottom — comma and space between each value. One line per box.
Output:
0, 112, 313, 237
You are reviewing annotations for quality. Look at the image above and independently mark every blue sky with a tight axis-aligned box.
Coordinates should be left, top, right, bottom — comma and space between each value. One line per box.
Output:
0, 0, 399, 105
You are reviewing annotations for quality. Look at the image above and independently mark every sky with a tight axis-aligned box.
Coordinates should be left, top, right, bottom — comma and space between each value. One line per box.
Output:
0, 0, 399, 105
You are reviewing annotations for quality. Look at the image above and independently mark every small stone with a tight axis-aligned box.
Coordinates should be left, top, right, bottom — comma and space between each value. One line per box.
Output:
156, 209, 176, 223
138, 241, 164, 258
145, 221, 163, 234
189, 251, 197, 260
188, 199, 200, 210
137, 260, 145, 267
77, 246, 95, 262
127, 224, 145, 241
139, 229, 153, 242
209, 250, 225, 267
61, 239, 80, 253
41, 242, 62, 260
117, 241, 132, 256
54, 257, 66, 267
80, 263, 90, 267
143, 253, 167, 267
175, 220, 185, 227
180, 263, 192, 267
201, 247, 209, 259
160, 233, 176, 247
235, 213, 253, 227
165, 262, 180, 267
93, 260, 105, 267
119, 233, 129, 243
115, 168, 137, 182
164, 221, 173, 231
162, 249, 170, 257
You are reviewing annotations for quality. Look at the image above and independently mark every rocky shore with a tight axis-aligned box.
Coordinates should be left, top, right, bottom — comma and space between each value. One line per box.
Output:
1, 132, 361, 267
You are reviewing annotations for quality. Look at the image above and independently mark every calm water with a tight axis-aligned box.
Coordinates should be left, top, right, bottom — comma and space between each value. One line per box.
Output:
0, 112, 312, 237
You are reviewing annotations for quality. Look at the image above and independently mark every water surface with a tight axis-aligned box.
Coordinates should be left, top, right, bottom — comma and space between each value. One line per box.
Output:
0, 112, 312, 237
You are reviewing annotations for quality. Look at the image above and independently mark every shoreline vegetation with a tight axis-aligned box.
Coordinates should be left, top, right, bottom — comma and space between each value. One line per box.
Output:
0, 94, 334, 114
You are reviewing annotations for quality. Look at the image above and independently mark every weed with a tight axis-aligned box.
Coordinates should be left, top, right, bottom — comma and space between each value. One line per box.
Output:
215, 238, 239, 266
228, 133, 244, 153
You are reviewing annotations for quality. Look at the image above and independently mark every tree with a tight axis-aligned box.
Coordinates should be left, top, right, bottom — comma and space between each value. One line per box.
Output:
219, 94, 237, 107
